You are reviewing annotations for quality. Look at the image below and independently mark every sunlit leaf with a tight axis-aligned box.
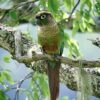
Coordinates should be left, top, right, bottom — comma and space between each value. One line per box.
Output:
63, 0, 71, 11
72, 20, 79, 35
0, 73, 5, 83
86, 24, 93, 32
79, 22, 85, 32
48, 0, 59, 14
82, 18, 87, 29
40, 0, 47, 8
89, 18, 95, 25
86, 0, 92, 11
29, 72, 49, 99
39, 75, 49, 97
3, 55, 11, 63
2, 71, 14, 84
67, 39, 81, 58
75, 11, 81, 19
33, 91, 39, 100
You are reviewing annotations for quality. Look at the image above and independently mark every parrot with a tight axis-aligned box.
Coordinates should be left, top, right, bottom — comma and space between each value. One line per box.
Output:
35, 11, 64, 100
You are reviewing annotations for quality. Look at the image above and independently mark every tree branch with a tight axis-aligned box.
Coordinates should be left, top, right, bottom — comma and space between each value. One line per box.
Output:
0, 23, 100, 68
14, 54, 100, 68
0, 23, 100, 98
88, 38, 100, 48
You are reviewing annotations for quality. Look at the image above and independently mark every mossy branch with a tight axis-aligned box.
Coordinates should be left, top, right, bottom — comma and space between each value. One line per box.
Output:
0, 23, 100, 98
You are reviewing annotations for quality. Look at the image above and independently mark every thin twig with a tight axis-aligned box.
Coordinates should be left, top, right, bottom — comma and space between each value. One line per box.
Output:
59, 0, 80, 24
14, 72, 33, 100
68, 0, 80, 21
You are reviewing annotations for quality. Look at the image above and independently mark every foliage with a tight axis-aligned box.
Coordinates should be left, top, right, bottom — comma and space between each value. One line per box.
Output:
0, 69, 14, 100
94, 1, 100, 15
0, 90, 9, 100
29, 72, 49, 100
0, 0, 99, 100
3, 55, 12, 63
0, 69, 14, 85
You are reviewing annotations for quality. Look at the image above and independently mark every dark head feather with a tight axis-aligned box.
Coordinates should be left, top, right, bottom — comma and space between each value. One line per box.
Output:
35, 11, 54, 26
35, 11, 51, 18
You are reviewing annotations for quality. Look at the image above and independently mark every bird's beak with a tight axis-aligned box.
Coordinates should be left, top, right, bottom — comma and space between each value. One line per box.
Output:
35, 17, 41, 26
35, 19, 40, 26
34, 15, 38, 25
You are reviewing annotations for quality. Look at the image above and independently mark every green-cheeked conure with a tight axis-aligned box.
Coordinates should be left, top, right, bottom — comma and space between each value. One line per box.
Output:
35, 11, 64, 100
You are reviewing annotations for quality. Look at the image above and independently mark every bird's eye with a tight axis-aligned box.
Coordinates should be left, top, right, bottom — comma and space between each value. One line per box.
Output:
41, 15, 46, 19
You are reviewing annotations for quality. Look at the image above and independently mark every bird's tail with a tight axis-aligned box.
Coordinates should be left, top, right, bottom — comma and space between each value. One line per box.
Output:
47, 61, 60, 100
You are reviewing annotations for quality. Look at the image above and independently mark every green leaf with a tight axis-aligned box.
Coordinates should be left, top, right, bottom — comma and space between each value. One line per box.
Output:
67, 39, 81, 58
82, 18, 87, 29
9, 11, 18, 19
89, 18, 95, 25
39, 75, 49, 97
2, 71, 14, 84
64, 0, 71, 11
86, 0, 92, 11
95, 2, 100, 14
72, 20, 79, 35
30, 73, 49, 99
0, 73, 5, 83
40, 0, 46, 8
3, 55, 11, 63
86, 24, 93, 32
48, 0, 59, 14
79, 22, 85, 32
33, 91, 39, 100
0, 90, 9, 100
83, 9, 90, 20
64, 0, 75, 11
0, 70, 14, 85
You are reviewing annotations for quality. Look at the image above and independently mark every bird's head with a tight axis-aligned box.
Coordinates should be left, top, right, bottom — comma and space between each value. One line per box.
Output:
35, 11, 55, 26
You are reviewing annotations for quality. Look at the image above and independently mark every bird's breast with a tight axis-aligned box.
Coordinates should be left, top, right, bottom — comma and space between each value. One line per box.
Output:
37, 25, 61, 54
